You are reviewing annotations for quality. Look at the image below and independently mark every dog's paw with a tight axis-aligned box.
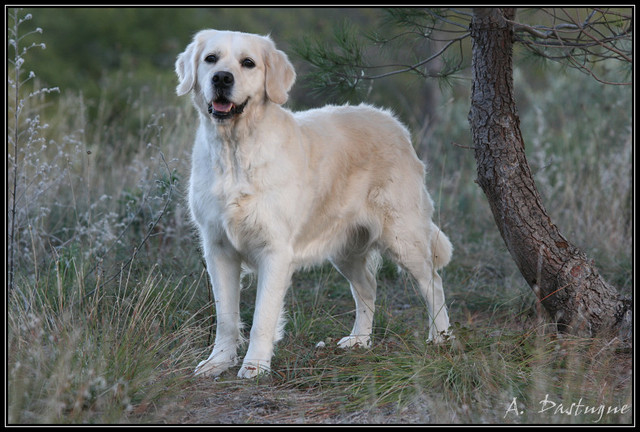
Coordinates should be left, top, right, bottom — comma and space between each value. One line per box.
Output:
337, 335, 371, 349
427, 329, 454, 345
237, 361, 271, 379
194, 357, 236, 378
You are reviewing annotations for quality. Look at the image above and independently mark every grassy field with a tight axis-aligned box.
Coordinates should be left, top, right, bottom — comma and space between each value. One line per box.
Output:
7, 12, 632, 424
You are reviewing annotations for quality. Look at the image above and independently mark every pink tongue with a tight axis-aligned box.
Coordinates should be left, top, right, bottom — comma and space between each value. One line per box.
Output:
212, 101, 233, 112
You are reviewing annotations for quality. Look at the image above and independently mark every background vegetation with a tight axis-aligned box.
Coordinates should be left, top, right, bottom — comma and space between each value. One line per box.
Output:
7, 7, 632, 424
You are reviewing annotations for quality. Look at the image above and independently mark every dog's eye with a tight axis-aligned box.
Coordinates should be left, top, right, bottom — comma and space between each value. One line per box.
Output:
204, 54, 218, 64
241, 58, 256, 69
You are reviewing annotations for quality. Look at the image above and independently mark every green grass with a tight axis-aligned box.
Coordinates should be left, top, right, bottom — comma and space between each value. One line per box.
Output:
7, 260, 209, 424
264, 266, 632, 424
7, 10, 632, 424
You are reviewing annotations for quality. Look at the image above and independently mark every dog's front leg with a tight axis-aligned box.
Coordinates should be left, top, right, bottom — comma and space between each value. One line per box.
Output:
194, 237, 242, 377
238, 255, 293, 378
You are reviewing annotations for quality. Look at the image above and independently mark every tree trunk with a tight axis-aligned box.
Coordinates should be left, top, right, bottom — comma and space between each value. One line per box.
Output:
468, 8, 630, 338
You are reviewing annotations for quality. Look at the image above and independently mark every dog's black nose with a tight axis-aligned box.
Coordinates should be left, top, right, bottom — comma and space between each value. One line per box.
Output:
212, 71, 234, 88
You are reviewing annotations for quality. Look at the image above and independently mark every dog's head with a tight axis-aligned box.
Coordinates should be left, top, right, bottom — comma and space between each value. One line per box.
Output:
175, 30, 296, 123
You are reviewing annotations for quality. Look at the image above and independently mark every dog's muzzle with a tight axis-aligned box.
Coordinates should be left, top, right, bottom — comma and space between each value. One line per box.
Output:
208, 71, 249, 121
207, 97, 249, 121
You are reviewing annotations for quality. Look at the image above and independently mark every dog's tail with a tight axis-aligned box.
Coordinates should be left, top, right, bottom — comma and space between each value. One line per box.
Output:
430, 222, 452, 270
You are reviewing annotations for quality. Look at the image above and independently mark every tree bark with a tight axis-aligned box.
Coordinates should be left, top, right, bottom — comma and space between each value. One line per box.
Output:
468, 8, 630, 338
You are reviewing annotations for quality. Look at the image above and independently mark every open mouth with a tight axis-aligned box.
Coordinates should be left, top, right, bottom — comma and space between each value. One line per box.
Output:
207, 97, 249, 121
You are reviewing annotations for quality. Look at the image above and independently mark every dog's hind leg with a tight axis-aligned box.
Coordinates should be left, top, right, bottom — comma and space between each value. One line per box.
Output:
331, 250, 378, 349
384, 218, 452, 343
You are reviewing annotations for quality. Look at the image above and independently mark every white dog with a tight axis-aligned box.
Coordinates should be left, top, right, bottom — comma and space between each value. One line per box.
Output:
175, 30, 453, 379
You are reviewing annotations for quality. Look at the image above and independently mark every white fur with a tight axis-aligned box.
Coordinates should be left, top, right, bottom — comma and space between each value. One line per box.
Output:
175, 30, 453, 379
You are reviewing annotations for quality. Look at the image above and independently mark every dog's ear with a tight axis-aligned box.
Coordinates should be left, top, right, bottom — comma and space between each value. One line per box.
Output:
264, 44, 296, 105
175, 39, 200, 96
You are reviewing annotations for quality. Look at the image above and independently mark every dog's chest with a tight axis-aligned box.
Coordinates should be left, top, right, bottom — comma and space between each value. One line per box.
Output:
192, 155, 275, 253
215, 169, 267, 245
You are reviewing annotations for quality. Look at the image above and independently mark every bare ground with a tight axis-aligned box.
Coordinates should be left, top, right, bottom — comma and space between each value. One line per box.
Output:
144, 375, 433, 425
